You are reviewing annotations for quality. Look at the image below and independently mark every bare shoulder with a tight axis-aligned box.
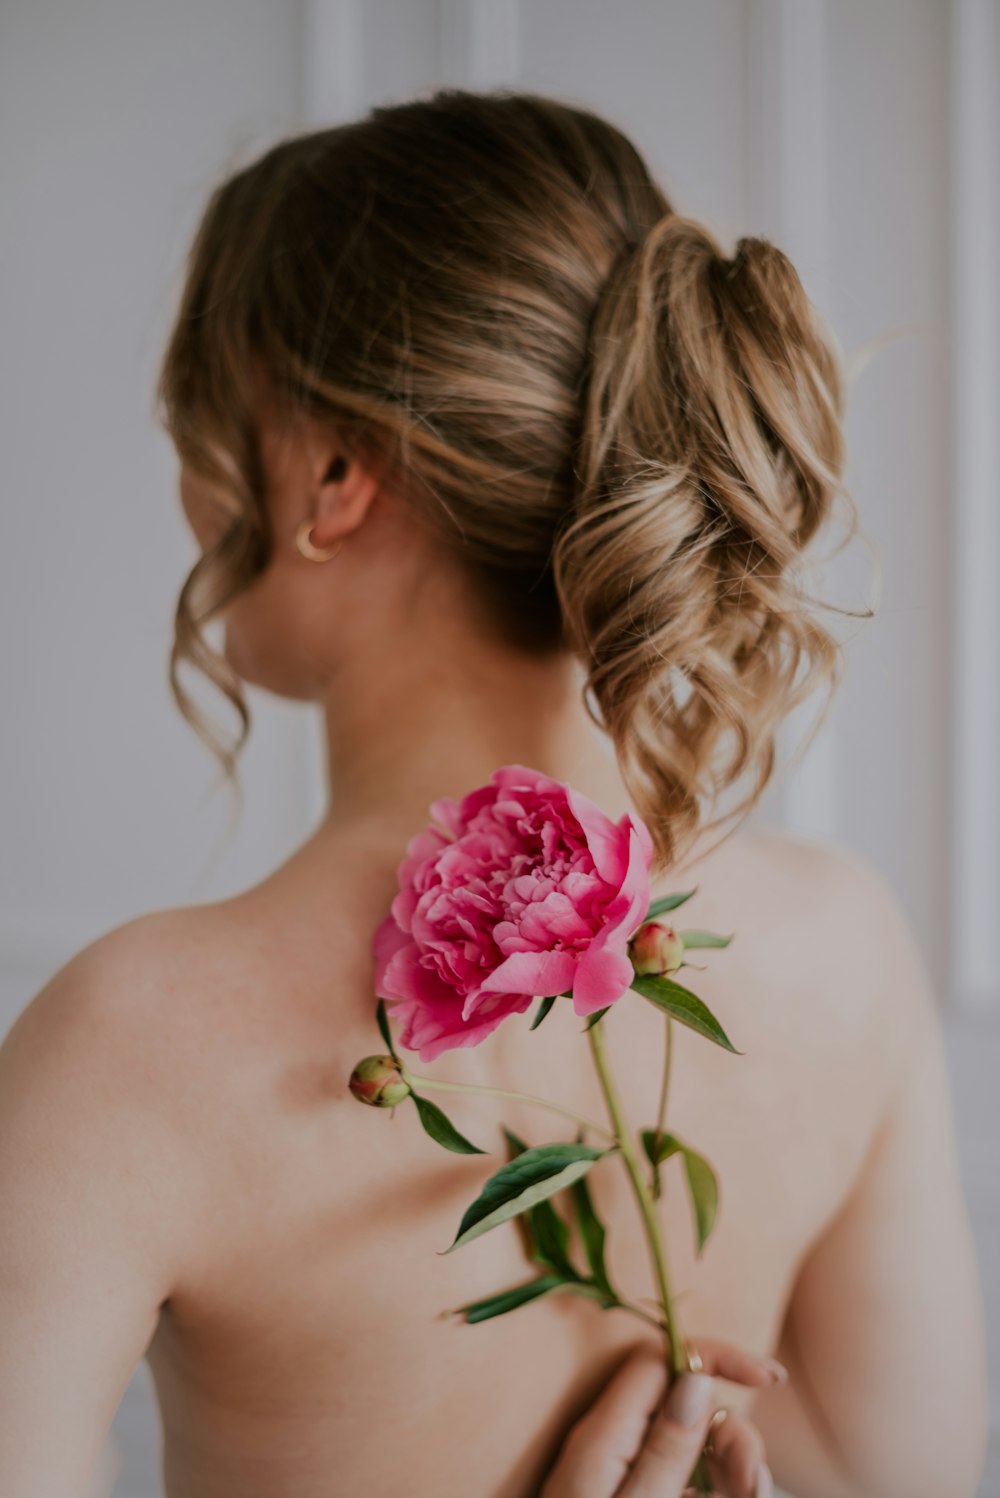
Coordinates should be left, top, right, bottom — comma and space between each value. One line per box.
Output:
703, 824, 937, 1093
722, 822, 929, 974
0, 904, 252, 1306
2, 903, 248, 1096
722, 819, 908, 919
1, 893, 332, 1128
747, 820, 930, 964
0, 900, 262, 1111
3, 831, 387, 1110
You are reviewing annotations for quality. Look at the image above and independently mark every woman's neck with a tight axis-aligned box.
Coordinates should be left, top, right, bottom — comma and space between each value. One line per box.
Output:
316, 627, 630, 839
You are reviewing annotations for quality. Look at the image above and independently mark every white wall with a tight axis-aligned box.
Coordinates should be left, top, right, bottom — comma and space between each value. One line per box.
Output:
2, 2, 997, 1492
0, 0, 324, 1031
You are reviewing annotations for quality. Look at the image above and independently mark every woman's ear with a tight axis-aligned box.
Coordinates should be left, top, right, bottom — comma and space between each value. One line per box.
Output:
308, 449, 381, 547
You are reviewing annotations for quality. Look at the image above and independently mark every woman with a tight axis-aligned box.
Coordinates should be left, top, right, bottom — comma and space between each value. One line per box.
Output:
0, 88, 988, 1498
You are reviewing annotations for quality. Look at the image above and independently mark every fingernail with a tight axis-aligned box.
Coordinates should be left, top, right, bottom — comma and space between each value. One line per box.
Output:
662, 1371, 713, 1427
755, 1461, 774, 1497
760, 1357, 788, 1383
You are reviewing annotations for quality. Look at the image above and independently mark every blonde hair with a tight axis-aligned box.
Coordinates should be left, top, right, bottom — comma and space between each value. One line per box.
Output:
156, 87, 854, 871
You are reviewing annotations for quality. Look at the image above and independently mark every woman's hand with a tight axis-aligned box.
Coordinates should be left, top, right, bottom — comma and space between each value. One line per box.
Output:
541, 1337, 785, 1498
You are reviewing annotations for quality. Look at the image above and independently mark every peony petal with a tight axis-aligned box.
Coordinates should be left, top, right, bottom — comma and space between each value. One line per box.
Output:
409, 994, 531, 1061
571, 946, 635, 1016
372, 916, 410, 989
380, 941, 461, 1018
520, 895, 591, 946
396, 827, 449, 891
489, 764, 564, 798
429, 796, 463, 836
460, 987, 535, 1031
478, 947, 578, 997
623, 810, 655, 868
614, 823, 654, 939
454, 782, 502, 827
565, 783, 628, 884
389, 884, 419, 933
582, 824, 651, 952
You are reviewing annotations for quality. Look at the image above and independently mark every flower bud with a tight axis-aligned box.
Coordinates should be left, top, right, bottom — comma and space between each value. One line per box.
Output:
629, 921, 686, 977
349, 1055, 412, 1107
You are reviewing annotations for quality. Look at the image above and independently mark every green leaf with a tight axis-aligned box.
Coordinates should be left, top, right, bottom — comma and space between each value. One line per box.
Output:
451, 1274, 622, 1324
642, 1126, 667, 1200
450, 1274, 566, 1324
375, 998, 398, 1060
556, 1279, 620, 1311
682, 1147, 720, 1256
678, 929, 733, 950
641, 1127, 685, 1168
501, 1128, 578, 1278
644, 889, 697, 920
502, 1129, 537, 1259
641, 1129, 720, 1256
583, 1005, 611, 1031
530, 1197, 576, 1277
630, 975, 742, 1054
412, 1094, 487, 1155
530, 994, 558, 1031
444, 1142, 608, 1254
571, 1175, 615, 1299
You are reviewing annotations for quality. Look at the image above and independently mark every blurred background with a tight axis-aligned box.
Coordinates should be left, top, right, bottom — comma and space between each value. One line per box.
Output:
1, 1, 997, 1493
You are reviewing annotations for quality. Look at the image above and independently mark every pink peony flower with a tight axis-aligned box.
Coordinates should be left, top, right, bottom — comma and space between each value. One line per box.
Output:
372, 764, 653, 1061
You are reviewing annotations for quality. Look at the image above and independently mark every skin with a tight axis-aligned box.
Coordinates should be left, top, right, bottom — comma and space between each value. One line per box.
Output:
541, 1342, 783, 1497
0, 374, 989, 1498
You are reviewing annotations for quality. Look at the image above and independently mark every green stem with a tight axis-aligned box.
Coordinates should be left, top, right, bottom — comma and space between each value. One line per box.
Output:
617, 1298, 669, 1334
655, 1015, 673, 1137
587, 1016, 688, 1378
651, 1015, 674, 1198
574, 1288, 667, 1336
402, 1069, 615, 1144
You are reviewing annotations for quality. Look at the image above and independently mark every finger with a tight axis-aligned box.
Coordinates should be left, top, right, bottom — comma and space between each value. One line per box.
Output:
701, 1407, 768, 1498
686, 1336, 788, 1392
544, 1344, 670, 1498
617, 1370, 717, 1497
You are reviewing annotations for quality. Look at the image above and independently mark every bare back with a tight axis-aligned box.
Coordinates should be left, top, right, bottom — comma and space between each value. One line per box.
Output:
139, 822, 892, 1498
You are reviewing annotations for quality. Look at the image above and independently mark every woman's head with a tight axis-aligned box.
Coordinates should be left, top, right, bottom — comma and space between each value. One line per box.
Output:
158, 87, 850, 870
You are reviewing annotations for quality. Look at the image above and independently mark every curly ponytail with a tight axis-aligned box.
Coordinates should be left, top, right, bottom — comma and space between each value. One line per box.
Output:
554, 215, 851, 871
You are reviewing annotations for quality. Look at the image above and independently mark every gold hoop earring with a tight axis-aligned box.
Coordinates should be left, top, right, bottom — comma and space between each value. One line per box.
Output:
295, 520, 342, 562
